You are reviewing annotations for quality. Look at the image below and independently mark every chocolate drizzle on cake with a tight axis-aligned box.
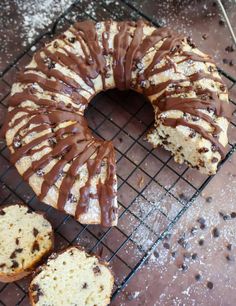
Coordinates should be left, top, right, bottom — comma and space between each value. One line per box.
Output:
2, 20, 232, 226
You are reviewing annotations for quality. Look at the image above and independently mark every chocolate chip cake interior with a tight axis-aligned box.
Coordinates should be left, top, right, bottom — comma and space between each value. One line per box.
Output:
0, 204, 54, 282
3, 20, 231, 226
29, 246, 114, 306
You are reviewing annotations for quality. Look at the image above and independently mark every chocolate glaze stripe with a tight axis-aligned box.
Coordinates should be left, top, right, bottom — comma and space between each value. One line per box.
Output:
97, 145, 117, 227
113, 21, 131, 90
39, 139, 93, 201
57, 141, 100, 211
188, 71, 224, 84
18, 72, 75, 96
73, 21, 107, 89
33, 51, 81, 89
75, 141, 116, 226
162, 118, 226, 158
157, 97, 222, 135
144, 34, 185, 80
153, 83, 231, 121
134, 27, 172, 62
10, 132, 54, 164
125, 19, 145, 88
102, 20, 111, 57
22, 118, 91, 178
148, 60, 176, 77
178, 51, 215, 64
45, 43, 96, 90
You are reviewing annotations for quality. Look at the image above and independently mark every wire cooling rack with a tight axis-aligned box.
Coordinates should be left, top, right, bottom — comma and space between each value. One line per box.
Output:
0, 0, 236, 305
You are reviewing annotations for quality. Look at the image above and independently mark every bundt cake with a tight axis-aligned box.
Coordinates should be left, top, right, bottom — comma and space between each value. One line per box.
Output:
2, 20, 231, 227
0, 204, 54, 282
29, 246, 114, 306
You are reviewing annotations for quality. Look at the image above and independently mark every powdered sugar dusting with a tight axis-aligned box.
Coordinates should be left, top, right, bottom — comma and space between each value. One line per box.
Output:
16, 0, 74, 45
0, 0, 74, 65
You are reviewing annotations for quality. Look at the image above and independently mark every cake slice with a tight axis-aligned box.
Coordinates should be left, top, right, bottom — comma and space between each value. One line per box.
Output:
0, 204, 54, 282
29, 246, 114, 306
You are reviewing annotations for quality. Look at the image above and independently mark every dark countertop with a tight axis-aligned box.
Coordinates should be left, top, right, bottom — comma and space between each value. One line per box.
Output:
0, 1, 236, 305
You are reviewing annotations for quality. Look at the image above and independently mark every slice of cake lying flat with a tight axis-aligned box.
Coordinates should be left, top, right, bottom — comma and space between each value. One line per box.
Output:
29, 246, 114, 306
0, 204, 54, 282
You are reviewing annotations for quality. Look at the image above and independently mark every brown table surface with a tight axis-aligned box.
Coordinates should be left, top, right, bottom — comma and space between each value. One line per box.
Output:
0, 1, 236, 305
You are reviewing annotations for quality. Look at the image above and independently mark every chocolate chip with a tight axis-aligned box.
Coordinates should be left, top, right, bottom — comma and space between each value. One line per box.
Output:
223, 58, 228, 64
198, 239, 204, 246
211, 157, 218, 163
187, 37, 196, 48
192, 253, 198, 260
227, 243, 232, 251
202, 34, 207, 40
10, 247, 23, 259
198, 147, 209, 154
163, 242, 170, 249
68, 193, 77, 203
93, 266, 101, 275
153, 251, 159, 258
219, 19, 225, 26
206, 196, 213, 203
48, 61, 55, 69
33, 228, 39, 237
82, 283, 88, 289
226, 254, 234, 261
225, 45, 235, 52
0, 210, 5, 215
68, 37, 76, 43
183, 252, 191, 259
11, 260, 19, 269
195, 273, 201, 281
212, 227, 220, 238
171, 251, 177, 258
200, 223, 206, 230
53, 41, 59, 49
207, 281, 213, 289
178, 237, 187, 248
189, 131, 196, 138
31, 284, 43, 303
179, 193, 188, 202
16, 238, 19, 245
231, 212, 236, 218
197, 217, 205, 224
211, 145, 217, 152
162, 140, 169, 145
13, 135, 22, 148
0, 263, 6, 268
36, 169, 45, 177
223, 214, 231, 221
180, 263, 188, 271
32, 241, 40, 253
48, 137, 57, 146
208, 66, 215, 73
197, 217, 206, 229
190, 227, 198, 235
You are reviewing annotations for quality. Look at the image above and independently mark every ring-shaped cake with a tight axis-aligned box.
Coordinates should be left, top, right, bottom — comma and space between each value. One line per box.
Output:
3, 20, 231, 227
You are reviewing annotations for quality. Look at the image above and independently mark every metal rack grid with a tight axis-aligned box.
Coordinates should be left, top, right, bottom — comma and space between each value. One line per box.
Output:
0, 0, 236, 304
